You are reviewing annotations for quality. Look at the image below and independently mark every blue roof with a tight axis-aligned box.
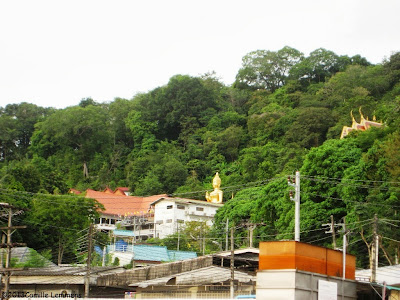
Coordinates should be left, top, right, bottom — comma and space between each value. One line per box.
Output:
133, 245, 170, 262
168, 250, 198, 261
113, 229, 135, 237
102, 243, 197, 263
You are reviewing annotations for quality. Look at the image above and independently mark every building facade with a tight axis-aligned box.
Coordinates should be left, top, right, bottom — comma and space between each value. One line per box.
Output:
152, 197, 223, 239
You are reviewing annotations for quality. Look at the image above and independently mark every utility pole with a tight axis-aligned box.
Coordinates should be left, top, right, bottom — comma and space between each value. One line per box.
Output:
85, 223, 94, 298
0, 203, 26, 300
338, 217, 348, 280
322, 215, 337, 249
371, 214, 378, 282
230, 225, 235, 299
288, 171, 300, 241
225, 218, 229, 252
382, 281, 387, 299
177, 222, 180, 251
248, 224, 256, 248
331, 215, 337, 249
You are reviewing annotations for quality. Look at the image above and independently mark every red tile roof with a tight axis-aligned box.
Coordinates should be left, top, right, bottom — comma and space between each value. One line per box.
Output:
103, 187, 114, 194
114, 187, 130, 196
85, 189, 167, 217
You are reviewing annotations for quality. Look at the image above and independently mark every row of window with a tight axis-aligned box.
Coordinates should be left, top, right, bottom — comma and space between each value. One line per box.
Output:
166, 204, 204, 211
156, 219, 185, 224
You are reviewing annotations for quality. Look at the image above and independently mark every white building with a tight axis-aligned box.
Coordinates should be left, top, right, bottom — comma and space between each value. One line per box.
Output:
151, 197, 223, 239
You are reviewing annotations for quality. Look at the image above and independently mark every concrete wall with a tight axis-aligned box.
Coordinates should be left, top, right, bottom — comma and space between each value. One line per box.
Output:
153, 200, 220, 239
257, 269, 357, 300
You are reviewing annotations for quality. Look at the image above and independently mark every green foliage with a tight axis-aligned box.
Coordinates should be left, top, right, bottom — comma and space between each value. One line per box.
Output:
12, 249, 53, 268
112, 257, 120, 266
1, 47, 400, 269
235, 46, 304, 91
150, 221, 217, 255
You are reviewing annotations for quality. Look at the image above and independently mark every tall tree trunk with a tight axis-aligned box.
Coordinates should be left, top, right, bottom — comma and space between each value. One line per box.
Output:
83, 161, 89, 178
58, 239, 64, 265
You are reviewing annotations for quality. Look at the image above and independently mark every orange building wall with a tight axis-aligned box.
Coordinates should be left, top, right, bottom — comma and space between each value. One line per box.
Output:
259, 241, 355, 280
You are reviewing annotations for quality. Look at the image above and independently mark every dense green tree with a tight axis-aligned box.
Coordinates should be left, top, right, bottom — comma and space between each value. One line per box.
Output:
235, 46, 304, 91
0, 103, 53, 161
127, 142, 188, 195
383, 51, 400, 88
131, 75, 218, 141
152, 221, 216, 255
289, 48, 344, 84
31, 105, 112, 184
285, 107, 336, 148
26, 194, 102, 264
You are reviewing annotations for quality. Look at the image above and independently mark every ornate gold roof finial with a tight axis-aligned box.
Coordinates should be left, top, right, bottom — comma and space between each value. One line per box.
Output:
350, 110, 355, 123
359, 106, 365, 121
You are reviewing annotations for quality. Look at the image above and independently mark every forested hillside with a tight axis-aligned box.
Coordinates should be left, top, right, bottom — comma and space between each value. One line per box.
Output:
1, 47, 400, 267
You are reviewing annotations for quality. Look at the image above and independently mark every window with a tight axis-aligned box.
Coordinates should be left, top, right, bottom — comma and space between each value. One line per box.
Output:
196, 207, 204, 212
166, 219, 172, 223
156, 220, 163, 224
177, 219, 184, 223
167, 205, 173, 209
177, 204, 185, 210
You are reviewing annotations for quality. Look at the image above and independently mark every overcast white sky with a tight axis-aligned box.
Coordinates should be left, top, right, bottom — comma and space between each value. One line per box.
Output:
0, 0, 399, 109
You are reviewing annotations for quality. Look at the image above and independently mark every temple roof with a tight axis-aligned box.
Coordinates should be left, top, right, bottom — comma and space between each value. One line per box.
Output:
340, 108, 383, 139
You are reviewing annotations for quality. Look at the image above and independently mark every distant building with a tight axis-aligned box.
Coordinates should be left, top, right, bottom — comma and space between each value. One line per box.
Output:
82, 173, 225, 241
85, 189, 165, 241
113, 187, 130, 196
96, 242, 197, 266
340, 108, 383, 139
7, 266, 125, 298
97, 249, 258, 299
151, 196, 223, 239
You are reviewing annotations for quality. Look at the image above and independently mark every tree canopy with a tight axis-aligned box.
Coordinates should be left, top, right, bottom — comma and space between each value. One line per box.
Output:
1, 47, 400, 267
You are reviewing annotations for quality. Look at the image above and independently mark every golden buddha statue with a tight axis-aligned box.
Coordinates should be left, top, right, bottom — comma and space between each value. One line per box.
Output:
205, 172, 223, 204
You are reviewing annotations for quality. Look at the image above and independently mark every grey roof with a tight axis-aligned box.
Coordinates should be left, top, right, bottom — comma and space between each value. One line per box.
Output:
10, 247, 56, 267
12, 265, 125, 276
356, 264, 400, 285
131, 265, 256, 288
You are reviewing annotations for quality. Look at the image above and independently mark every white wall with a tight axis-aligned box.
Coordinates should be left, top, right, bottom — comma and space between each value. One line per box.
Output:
256, 269, 357, 300
153, 199, 221, 239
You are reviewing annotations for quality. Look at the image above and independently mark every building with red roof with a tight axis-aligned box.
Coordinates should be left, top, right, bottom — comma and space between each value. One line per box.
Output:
113, 187, 130, 196
84, 189, 167, 241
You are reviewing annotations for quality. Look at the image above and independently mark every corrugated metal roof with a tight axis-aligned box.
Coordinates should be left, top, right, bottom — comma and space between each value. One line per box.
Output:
11, 247, 56, 267
133, 245, 170, 262
168, 250, 197, 261
11, 266, 124, 276
104, 244, 197, 263
113, 229, 135, 237
356, 264, 400, 285
131, 266, 255, 288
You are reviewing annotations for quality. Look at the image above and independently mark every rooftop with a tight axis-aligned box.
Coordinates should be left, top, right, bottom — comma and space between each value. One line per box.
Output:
85, 189, 166, 216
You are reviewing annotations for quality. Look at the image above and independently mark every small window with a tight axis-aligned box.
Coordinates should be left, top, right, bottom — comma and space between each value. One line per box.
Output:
177, 219, 184, 223
167, 205, 173, 209
196, 207, 204, 212
177, 204, 185, 210
166, 219, 172, 223
156, 220, 163, 224
110, 219, 116, 224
